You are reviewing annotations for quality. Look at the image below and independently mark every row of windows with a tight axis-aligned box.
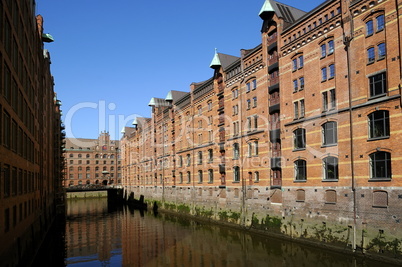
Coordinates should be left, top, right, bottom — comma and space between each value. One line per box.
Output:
68, 166, 121, 172
293, 111, 389, 150
1, 164, 37, 199
294, 151, 392, 181
3, 198, 36, 233
68, 173, 121, 179
284, 7, 341, 44
68, 153, 117, 159
69, 160, 120, 165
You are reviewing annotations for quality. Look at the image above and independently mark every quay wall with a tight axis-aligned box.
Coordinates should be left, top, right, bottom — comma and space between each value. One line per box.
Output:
66, 191, 108, 199
125, 186, 402, 264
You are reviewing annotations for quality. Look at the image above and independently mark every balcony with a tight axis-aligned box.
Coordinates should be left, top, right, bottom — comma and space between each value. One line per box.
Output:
269, 103, 280, 114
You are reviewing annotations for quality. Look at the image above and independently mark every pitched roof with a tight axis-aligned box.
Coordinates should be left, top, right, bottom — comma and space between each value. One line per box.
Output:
209, 49, 240, 71
165, 90, 189, 103
259, 0, 307, 24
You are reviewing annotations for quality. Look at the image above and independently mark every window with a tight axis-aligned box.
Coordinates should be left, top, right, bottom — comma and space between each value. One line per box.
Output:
252, 79, 257, 90
321, 67, 327, 81
369, 72, 387, 97
378, 43, 386, 59
295, 160, 306, 181
198, 170, 203, 183
292, 58, 297, 71
233, 143, 239, 159
197, 151, 203, 164
253, 141, 258, 156
323, 156, 339, 180
366, 20, 374, 35
179, 172, 183, 183
321, 44, 326, 57
232, 88, 239, 99
178, 156, 183, 167
208, 101, 212, 111
293, 79, 298, 92
294, 102, 299, 119
208, 169, 213, 183
294, 100, 304, 119
233, 121, 239, 136
329, 64, 335, 78
208, 149, 213, 163
233, 166, 240, 182
186, 154, 191, 166
247, 99, 251, 109
298, 55, 304, 68
328, 40, 334, 54
322, 91, 328, 111
254, 172, 259, 182
293, 128, 306, 150
253, 97, 257, 108
322, 121, 337, 145
253, 116, 258, 130
376, 15, 385, 31
299, 77, 304, 90
368, 110, 390, 139
367, 47, 375, 63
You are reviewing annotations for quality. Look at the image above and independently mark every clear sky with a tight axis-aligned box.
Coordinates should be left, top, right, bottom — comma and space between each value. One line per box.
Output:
37, 0, 324, 140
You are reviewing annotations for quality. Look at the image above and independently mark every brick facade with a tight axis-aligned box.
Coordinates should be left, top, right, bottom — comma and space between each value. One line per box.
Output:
0, 1, 64, 265
121, 0, 402, 259
64, 132, 121, 187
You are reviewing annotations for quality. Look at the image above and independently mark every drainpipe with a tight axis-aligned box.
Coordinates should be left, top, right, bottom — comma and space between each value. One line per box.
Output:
342, 0, 357, 252
239, 52, 246, 226
396, 0, 402, 106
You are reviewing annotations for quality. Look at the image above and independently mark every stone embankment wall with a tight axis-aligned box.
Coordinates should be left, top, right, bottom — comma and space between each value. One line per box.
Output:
66, 191, 107, 199
125, 186, 402, 264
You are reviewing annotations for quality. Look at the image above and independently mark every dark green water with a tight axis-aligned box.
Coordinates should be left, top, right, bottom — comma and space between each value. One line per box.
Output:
34, 198, 394, 266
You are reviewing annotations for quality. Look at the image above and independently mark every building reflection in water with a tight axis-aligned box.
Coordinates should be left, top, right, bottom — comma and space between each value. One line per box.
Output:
65, 199, 390, 267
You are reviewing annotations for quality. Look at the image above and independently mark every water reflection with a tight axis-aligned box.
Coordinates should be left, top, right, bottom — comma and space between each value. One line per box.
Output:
64, 198, 392, 267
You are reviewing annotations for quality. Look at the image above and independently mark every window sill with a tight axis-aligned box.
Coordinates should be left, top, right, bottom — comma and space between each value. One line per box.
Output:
368, 93, 387, 100
321, 143, 337, 148
366, 33, 373, 38
322, 179, 339, 182
232, 181, 240, 184
293, 148, 306, 152
367, 60, 375, 66
254, 180, 259, 183
368, 178, 391, 182
367, 136, 390, 141
377, 56, 385, 62
293, 180, 307, 183
208, 181, 213, 184
328, 76, 334, 80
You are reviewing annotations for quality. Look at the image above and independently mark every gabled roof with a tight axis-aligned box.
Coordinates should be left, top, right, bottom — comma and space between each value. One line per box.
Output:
148, 97, 170, 107
259, 0, 307, 24
165, 90, 189, 103
209, 49, 240, 71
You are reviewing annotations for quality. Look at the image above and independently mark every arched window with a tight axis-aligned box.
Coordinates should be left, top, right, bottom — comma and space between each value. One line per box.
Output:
78, 154, 82, 158
323, 156, 339, 180
296, 189, 305, 202
369, 151, 391, 180
69, 154, 73, 158
198, 170, 203, 183
325, 190, 337, 204
86, 154, 90, 158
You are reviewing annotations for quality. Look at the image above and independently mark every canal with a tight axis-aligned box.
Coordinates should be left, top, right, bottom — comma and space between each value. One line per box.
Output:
33, 198, 394, 266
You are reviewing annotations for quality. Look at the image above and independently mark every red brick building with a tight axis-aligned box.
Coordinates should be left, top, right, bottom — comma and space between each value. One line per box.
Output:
64, 131, 121, 187
0, 1, 64, 265
121, 0, 402, 257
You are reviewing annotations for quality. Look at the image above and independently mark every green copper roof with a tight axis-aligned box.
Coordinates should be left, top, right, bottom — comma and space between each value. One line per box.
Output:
259, 0, 275, 16
42, 33, 54, 42
209, 48, 221, 69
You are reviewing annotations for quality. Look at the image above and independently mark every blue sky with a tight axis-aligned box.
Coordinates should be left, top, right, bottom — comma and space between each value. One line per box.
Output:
37, 0, 324, 140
